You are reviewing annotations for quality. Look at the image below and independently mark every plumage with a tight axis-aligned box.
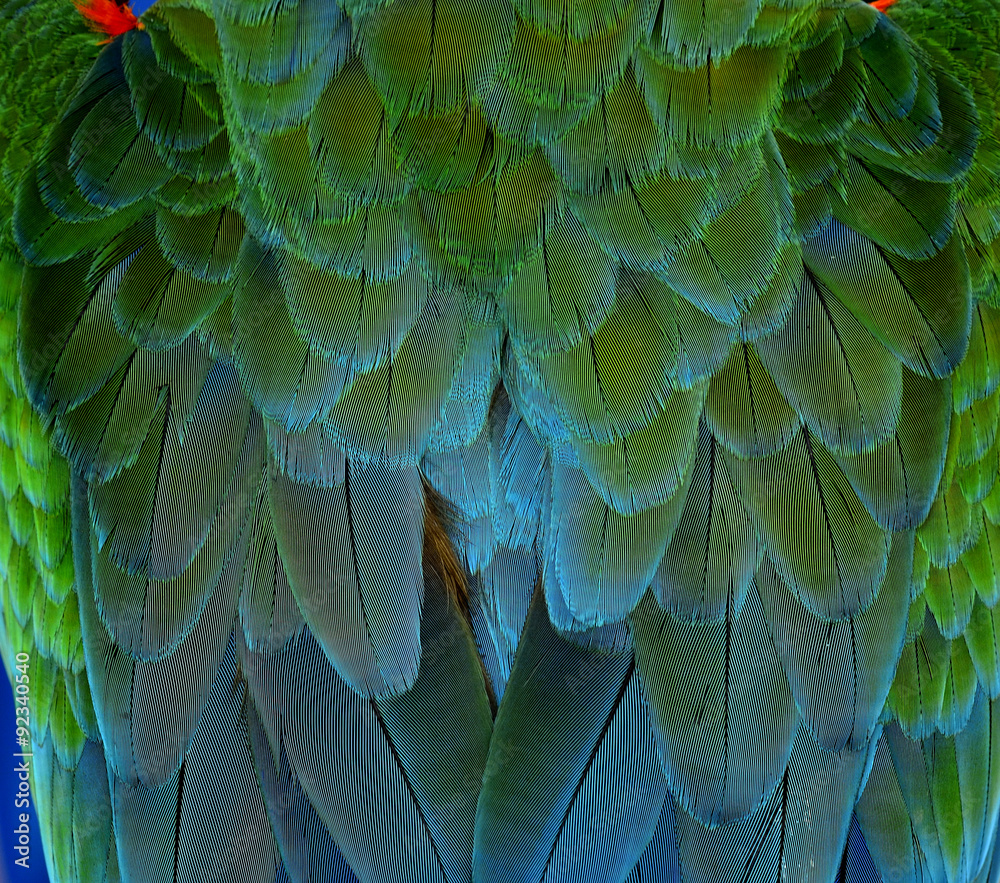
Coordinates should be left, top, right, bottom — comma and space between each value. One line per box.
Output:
473, 588, 666, 883
651, 420, 762, 621
755, 534, 913, 751
268, 457, 425, 697
1, 0, 999, 881
243, 566, 492, 883
631, 583, 798, 827
673, 725, 874, 883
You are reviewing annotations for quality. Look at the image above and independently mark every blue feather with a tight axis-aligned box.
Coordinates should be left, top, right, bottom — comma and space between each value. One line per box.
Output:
268, 458, 424, 697
474, 589, 665, 883
111, 633, 279, 883
246, 701, 360, 883
839, 814, 885, 883
624, 797, 682, 883
73, 469, 249, 787
243, 568, 491, 883
674, 725, 872, 883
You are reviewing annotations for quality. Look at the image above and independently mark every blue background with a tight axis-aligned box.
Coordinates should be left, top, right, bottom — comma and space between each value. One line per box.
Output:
0, 674, 48, 883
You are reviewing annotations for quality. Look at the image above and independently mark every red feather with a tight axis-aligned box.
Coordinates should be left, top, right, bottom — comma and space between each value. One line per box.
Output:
74, 0, 143, 42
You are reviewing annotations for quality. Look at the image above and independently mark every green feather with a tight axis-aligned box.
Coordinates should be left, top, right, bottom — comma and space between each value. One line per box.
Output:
512, 0, 647, 41
632, 583, 797, 826
727, 426, 890, 620
544, 61, 665, 195
851, 60, 980, 185
835, 367, 951, 532
391, 99, 492, 193
756, 268, 902, 454
154, 204, 244, 283
309, 55, 411, 206
416, 146, 562, 283
68, 81, 173, 213
213, 0, 338, 85
33, 737, 117, 883
778, 45, 866, 145
122, 30, 222, 154
530, 260, 684, 444
277, 212, 427, 374
13, 167, 146, 266
154, 165, 237, 216
497, 209, 617, 357
53, 337, 211, 486
775, 132, 843, 193
851, 44, 940, 158
958, 436, 999, 504
957, 385, 1000, 469
704, 339, 799, 459
652, 421, 761, 623
321, 283, 468, 464
18, 254, 140, 419
221, 21, 350, 133
965, 513, 1000, 607
831, 155, 956, 261
569, 140, 759, 276
888, 607, 978, 739
636, 41, 788, 149
918, 476, 979, 570
783, 18, 845, 102
924, 558, 976, 640
154, 126, 232, 183
803, 220, 972, 381
145, 16, 213, 84
966, 597, 1000, 698
572, 379, 705, 515
663, 134, 794, 326
854, 13, 919, 122
493, 1, 643, 118
355, 0, 513, 119
642, 0, 761, 68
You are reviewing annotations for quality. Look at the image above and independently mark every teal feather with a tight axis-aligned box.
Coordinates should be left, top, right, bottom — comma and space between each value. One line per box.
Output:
238, 466, 306, 653
473, 588, 666, 883
755, 533, 913, 752
231, 236, 352, 429
546, 461, 688, 625
268, 458, 424, 697
91, 402, 259, 660
74, 467, 248, 787
243, 567, 492, 883
674, 725, 873, 883
110, 633, 279, 883
631, 584, 798, 827
53, 337, 213, 483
